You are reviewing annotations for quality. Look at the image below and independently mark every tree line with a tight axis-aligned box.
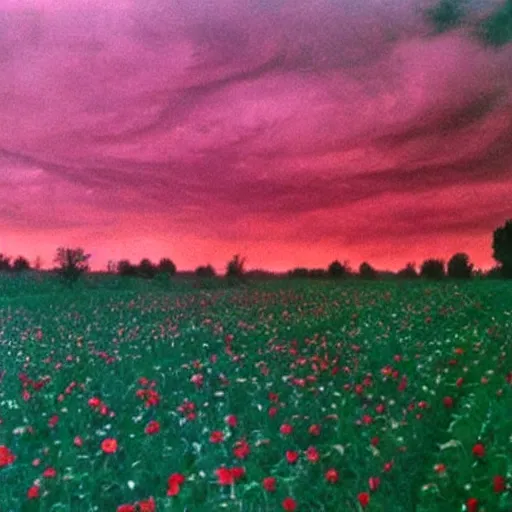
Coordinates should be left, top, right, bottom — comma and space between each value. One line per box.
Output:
2, 219, 512, 284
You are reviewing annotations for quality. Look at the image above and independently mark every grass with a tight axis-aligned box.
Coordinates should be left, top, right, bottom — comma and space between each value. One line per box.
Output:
0, 274, 511, 511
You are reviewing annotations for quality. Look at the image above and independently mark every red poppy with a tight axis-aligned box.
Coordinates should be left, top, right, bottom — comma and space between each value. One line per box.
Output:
225, 415, 238, 427
325, 468, 338, 483
280, 423, 293, 435
145, 420, 160, 435
210, 431, 224, 443
282, 497, 297, 511
305, 446, 319, 463
216, 467, 234, 486
358, 492, 370, 508
472, 443, 485, 458
233, 440, 250, 459
0, 446, 16, 467
286, 450, 299, 464
263, 477, 277, 492
138, 497, 156, 512
101, 438, 118, 454
308, 424, 321, 436
27, 485, 40, 499
466, 497, 478, 512
443, 396, 454, 408
493, 475, 506, 493
369, 476, 380, 491
43, 467, 57, 478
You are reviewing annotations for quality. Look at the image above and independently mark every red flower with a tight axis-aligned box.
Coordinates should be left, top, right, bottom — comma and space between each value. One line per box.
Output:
282, 497, 297, 511
117, 505, 135, 512
358, 492, 370, 508
361, 414, 373, 425
48, 415, 59, 428
443, 396, 454, 408
263, 477, 277, 492
74, 436, 83, 447
308, 424, 321, 436
269, 407, 278, 417
210, 431, 224, 443
138, 497, 156, 512
233, 440, 250, 459
101, 438, 118, 454
231, 467, 245, 481
167, 473, 185, 496
472, 443, 485, 458
286, 450, 299, 464
216, 467, 234, 486
27, 485, 40, 499
88, 397, 101, 408
434, 463, 446, 474
145, 420, 160, 435
466, 497, 478, 512
493, 475, 506, 493
305, 446, 319, 463
226, 415, 238, 428
325, 468, 338, 483
43, 467, 57, 478
369, 476, 381, 491
0, 446, 16, 467
280, 423, 293, 435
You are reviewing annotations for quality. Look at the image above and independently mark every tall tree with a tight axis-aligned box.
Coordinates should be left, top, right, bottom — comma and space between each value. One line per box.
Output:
327, 260, 346, 278
12, 256, 31, 272
54, 247, 90, 285
492, 219, 512, 278
359, 262, 377, 280
226, 254, 246, 278
158, 258, 177, 275
397, 262, 418, 279
420, 259, 445, 279
447, 252, 473, 278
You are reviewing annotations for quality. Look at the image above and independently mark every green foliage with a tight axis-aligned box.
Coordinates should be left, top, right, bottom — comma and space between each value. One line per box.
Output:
426, 0, 467, 33
447, 253, 473, 279
53, 247, 90, 286
492, 219, 512, 278
0, 279, 511, 511
480, 0, 512, 46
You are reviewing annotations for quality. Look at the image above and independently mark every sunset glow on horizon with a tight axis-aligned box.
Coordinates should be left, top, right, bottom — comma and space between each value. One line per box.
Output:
1, 0, 511, 272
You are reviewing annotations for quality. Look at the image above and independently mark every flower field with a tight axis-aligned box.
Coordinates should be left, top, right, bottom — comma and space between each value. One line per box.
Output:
0, 279, 511, 511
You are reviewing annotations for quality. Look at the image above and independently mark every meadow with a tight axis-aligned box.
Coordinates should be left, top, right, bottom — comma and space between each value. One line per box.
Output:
0, 274, 511, 511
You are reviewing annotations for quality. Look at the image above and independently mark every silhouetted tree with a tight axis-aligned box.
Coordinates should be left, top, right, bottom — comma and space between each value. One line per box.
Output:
420, 259, 445, 279
138, 258, 157, 279
226, 254, 246, 278
447, 252, 473, 278
309, 268, 327, 279
0, 254, 11, 272
195, 264, 216, 278
288, 267, 310, 278
12, 256, 30, 272
157, 258, 177, 275
492, 219, 512, 278
117, 259, 137, 276
359, 261, 377, 279
328, 260, 346, 278
54, 247, 90, 285
397, 262, 418, 279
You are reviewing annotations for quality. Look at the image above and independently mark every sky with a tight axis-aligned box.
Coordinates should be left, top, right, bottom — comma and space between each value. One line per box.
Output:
0, 0, 511, 272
